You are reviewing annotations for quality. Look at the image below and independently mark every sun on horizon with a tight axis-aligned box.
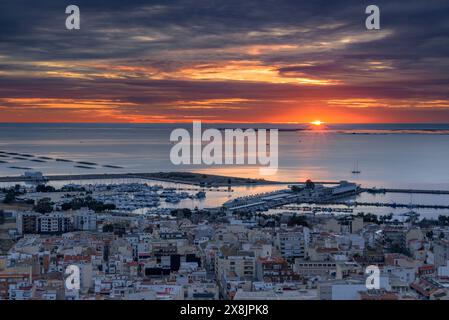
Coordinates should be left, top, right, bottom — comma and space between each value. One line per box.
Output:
311, 120, 324, 126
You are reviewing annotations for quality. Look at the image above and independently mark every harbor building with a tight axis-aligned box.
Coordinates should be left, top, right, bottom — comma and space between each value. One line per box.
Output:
222, 181, 360, 213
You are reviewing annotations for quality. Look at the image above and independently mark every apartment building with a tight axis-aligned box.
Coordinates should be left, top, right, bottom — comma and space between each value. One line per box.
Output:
256, 257, 301, 282
73, 209, 97, 231
17, 212, 72, 235
294, 260, 337, 278
275, 231, 305, 260
38, 214, 72, 234
215, 246, 256, 282
434, 240, 449, 268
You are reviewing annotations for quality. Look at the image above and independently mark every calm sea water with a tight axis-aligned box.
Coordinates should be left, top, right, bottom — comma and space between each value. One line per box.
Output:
1, 123, 449, 187
1, 123, 449, 217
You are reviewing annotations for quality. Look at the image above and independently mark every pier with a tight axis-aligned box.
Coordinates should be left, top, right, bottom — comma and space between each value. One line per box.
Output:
362, 188, 449, 195
286, 201, 449, 210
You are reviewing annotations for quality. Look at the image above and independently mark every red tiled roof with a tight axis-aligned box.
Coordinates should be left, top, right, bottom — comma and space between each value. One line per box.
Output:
418, 265, 435, 271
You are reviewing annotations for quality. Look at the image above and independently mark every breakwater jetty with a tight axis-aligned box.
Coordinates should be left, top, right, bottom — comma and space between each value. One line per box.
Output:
362, 188, 449, 195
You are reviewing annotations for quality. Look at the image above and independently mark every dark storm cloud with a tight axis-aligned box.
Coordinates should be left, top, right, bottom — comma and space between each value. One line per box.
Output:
2, 0, 446, 61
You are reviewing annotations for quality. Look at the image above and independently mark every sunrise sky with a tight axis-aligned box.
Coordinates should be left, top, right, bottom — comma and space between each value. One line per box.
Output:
0, 0, 449, 123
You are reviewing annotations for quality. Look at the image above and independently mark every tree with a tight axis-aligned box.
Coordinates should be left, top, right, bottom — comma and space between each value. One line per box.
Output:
390, 243, 411, 257
3, 190, 16, 204
288, 215, 309, 227
102, 224, 114, 233
34, 198, 53, 214
438, 215, 449, 226
380, 213, 393, 223
0, 210, 5, 225
36, 185, 56, 193
357, 212, 379, 224
60, 197, 115, 213
2, 186, 25, 204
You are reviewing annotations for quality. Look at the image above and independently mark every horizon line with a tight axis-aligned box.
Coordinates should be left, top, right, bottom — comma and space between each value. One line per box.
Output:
1, 121, 449, 125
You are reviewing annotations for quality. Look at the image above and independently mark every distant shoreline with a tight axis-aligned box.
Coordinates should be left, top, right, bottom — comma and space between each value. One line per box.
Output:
0, 171, 341, 186
0, 171, 284, 186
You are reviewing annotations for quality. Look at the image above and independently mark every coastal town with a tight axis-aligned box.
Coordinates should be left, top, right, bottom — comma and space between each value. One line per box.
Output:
1, 172, 449, 300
